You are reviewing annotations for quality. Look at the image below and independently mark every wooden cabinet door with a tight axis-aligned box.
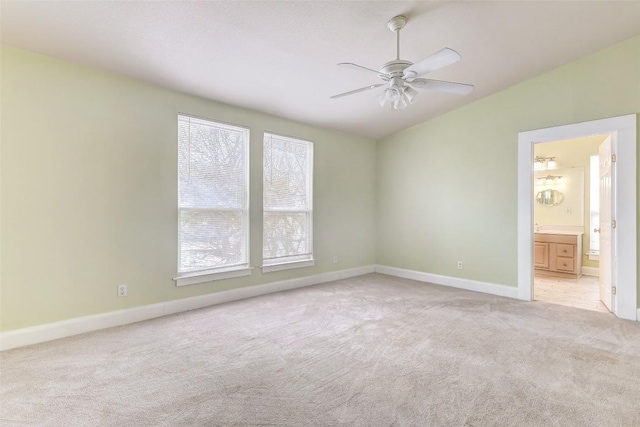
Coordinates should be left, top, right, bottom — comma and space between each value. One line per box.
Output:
534, 242, 549, 269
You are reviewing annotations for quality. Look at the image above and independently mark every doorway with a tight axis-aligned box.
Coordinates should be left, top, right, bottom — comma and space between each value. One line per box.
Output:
531, 134, 609, 313
517, 115, 637, 321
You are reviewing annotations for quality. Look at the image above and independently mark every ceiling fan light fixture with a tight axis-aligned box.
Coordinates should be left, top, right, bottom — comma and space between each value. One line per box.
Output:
331, 15, 472, 109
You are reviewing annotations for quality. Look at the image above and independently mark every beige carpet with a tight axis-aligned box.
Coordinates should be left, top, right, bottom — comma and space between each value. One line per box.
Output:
1, 273, 640, 426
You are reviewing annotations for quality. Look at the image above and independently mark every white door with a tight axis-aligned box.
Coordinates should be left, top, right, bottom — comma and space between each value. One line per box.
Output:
599, 137, 614, 312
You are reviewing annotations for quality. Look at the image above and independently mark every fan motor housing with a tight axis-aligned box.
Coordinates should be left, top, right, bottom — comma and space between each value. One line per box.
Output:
380, 60, 412, 78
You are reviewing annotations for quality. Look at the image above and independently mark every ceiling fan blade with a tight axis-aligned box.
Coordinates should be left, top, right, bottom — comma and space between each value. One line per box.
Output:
330, 84, 385, 99
338, 63, 384, 77
409, 78, 474, 95
403, 48, 461, 78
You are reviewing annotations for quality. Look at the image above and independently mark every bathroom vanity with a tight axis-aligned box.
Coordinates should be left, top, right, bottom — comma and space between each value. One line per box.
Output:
534, 231, 583, 279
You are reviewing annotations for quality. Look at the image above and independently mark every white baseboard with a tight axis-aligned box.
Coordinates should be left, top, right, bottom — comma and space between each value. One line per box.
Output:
0, 265, 375, 351
581, 266, 599, 277
375, 265, 521, 300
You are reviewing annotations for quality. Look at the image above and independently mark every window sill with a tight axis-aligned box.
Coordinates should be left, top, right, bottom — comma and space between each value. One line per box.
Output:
173, 266, 252, 287
588, 252, 600, 261
261, 259, 315, 274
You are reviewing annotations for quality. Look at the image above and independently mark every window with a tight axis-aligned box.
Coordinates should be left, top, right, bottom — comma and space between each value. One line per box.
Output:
175, 115, 250, 286
262, 133, 314, 272
589, 154, 599, 259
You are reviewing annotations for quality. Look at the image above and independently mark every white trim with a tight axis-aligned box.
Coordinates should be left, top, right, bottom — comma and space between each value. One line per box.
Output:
0, 265, 375, 351
637, 309, 640, 322
261, 259, 316, 273
582, 266, 599, 277
518, 114, 637, 320
375, 265, 521, 300
174, 266, 252, 287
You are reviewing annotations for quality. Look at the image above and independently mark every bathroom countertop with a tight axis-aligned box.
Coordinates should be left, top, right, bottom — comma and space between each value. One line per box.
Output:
535, 230, 584, 236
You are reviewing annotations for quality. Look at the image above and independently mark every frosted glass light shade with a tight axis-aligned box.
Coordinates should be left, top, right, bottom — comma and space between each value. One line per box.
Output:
387, 87, 400, 102
393, 95, 408, 109
403, 86, 419, 104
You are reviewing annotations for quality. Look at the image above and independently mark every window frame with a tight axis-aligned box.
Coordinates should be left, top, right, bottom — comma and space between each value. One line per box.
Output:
174, 114, 251, 286
261, 132, 314, 273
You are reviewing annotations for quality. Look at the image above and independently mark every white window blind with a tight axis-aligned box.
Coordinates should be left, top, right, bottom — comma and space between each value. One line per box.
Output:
177, 115, 249, 275
263, 133, 313, 266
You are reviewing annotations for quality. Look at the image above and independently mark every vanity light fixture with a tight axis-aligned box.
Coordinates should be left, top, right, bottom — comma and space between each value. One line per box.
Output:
536, 174, 564, 185
534, 156, 557, 170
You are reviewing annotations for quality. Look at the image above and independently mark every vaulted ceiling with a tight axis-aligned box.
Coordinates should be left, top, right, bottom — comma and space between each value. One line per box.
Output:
2, 1, 639, 139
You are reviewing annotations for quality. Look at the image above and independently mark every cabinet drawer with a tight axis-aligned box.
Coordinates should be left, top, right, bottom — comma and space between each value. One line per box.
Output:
556, 244, 574, 258
556, 257, 575, 272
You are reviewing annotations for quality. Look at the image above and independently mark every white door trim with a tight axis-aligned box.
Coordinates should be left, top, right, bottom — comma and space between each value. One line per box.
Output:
517, 115, 637, 320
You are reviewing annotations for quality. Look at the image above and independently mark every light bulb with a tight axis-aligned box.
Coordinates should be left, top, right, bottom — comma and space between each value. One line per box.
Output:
546, 177, 553, 185
534, 162, 543, 171
375, 91, 387, 107
557, 177, 564, 185
536, 178, 544, 186
547, 159, 556, 169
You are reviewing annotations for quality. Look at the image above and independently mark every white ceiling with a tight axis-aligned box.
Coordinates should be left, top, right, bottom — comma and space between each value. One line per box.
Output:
2, 1, 639, 140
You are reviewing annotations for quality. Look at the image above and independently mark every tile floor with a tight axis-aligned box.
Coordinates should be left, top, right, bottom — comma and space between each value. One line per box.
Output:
534, 274, 610, 313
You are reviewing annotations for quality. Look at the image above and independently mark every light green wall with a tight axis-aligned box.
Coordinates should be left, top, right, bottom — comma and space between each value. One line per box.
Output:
376, 36, 639, 294
535, 135, 607, 268
0, 46, 377, 332
2, 35, 640, 333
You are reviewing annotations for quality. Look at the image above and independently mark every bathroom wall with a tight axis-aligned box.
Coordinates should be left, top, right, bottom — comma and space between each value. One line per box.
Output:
534, 167, 584, 226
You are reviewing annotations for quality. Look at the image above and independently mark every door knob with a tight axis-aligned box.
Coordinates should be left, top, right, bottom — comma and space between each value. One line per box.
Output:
594, 228, 600, 233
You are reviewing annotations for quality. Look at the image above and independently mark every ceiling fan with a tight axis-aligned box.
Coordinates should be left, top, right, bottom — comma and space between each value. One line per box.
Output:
330, 15, 474, 109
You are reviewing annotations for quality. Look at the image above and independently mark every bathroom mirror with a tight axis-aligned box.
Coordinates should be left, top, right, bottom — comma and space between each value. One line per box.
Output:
536, 189, 564, 206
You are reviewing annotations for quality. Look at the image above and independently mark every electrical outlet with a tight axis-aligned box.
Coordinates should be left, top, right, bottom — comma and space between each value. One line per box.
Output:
118, 284, 127, 297
457, 261, 463, 270
333, 256, 338, 264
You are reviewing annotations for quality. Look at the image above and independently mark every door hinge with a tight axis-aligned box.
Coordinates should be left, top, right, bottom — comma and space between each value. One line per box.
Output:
611, 154, 617, 163
612, 286, 617, 295
612, 219, 617, 229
